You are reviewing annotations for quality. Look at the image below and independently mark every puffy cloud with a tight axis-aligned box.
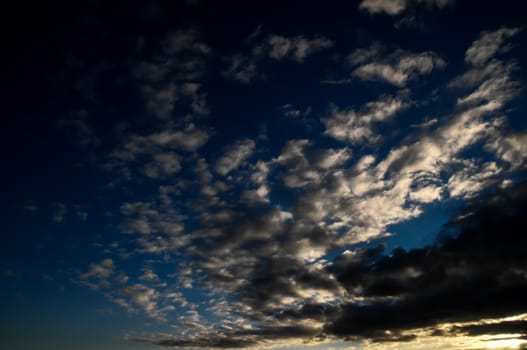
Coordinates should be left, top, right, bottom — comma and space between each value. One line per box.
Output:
322, 95, 407, 144
350, 48, 446, 86
214, 139, 256, 176
465, 27, 520, 66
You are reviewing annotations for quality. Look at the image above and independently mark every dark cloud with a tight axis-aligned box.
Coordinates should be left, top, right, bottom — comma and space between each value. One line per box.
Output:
325, 180, 527, 340
452, 320, 527, 337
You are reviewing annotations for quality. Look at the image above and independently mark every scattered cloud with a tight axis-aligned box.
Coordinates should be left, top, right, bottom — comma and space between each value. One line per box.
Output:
55, 22, 527, 350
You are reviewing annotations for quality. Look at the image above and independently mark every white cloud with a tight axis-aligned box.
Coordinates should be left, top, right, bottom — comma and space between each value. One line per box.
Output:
214, 139, 256, 176
277, 140, 352, 188
447, 161, 500, 199
322, 95, 407, 144
487, 130, 527, 168
465, 27, 520, 66
351, 49, 446, 86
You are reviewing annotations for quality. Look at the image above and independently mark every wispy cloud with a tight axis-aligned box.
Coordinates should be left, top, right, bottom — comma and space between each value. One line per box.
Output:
350, 46, 446, 86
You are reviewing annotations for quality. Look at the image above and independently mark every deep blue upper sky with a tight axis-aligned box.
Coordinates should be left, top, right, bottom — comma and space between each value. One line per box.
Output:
2, 1, 527, 349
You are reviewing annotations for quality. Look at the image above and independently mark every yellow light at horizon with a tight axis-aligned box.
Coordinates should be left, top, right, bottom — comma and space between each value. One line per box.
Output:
483, 334, 526, 349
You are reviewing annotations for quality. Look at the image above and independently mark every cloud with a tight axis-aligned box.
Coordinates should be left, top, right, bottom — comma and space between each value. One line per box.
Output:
465, 27, 521, 66
359, 0, 407, 15
162, 29, 211, 55
350, 48, 446, 86
52, 202, 66, 223
120, 201, 184, 236
134, 29, 211, 118
266, 35, 333, 62
322, 95, 407, 144
143, 152, 181, 179
106, 124, 208, 178
75, 25, 527, 349
223, 33, 333, 83
214, 139, 256, 176
141, 84, 178, 119
223, 54, 261, 84
119, 284, 161, 318
325, 182, 527, 341
77, 210, 88, 221
79, 259, 115, 290
487, 130, 527, 168
57, 110, 100, 147
276, 139, 352, 188
280, 104, 312, 118
138, 268, 160, 282
359, 0, 454, 16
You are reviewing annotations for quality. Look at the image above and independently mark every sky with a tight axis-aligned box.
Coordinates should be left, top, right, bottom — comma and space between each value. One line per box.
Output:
2, 0, 527, 349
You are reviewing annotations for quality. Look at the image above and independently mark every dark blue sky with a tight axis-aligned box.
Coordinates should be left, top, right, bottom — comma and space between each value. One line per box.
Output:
2, 1, 527, 349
